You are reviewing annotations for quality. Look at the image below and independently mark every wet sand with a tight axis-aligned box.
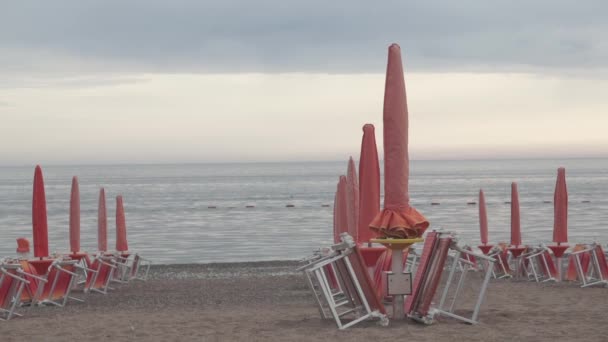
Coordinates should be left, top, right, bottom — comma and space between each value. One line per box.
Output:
2, 260, 607, 341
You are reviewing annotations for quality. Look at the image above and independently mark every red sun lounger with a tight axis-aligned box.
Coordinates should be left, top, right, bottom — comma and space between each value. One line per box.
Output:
0, 263, 31, 320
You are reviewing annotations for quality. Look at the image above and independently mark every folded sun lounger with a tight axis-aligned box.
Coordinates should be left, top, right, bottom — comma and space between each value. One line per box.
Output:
0, 262, 31, 320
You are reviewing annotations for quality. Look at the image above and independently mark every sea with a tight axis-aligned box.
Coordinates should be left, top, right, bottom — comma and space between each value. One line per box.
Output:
1, 159, 607, 264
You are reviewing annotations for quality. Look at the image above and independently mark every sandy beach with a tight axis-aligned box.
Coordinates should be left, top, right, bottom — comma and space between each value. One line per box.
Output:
1, 260, 606, 341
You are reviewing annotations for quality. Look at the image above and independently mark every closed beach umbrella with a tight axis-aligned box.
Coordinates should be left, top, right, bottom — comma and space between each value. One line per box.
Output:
116, 195, 129, 252
553, 167, 568, 244
32, 165, 49, 258
98, 188, 108, 252
478, 189, 493, 254
358, 124, 380, 244
334, 176, 349, 242
69, 176, 81, 253
369, 44, 429, 239
346, 157, 360, 242
511, 182, 522, 247
478, 190, 489, 244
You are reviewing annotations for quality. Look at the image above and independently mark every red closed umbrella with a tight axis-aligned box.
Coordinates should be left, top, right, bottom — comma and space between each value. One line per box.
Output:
478, 189, 492, 254
98, 188, 108, 252
32, 165, 49, 258
510, 182, 522, 247
69, 176, 81, 253
333, 176, 349, 243
553, 167, 568, 245
116, 195, 129, 252
346, 157, 360, 242
369, 44, 429, 239
358, 124, 380, 244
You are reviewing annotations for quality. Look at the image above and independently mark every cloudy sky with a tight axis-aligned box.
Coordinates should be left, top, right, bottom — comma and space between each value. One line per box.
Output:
1, 1, 607, 164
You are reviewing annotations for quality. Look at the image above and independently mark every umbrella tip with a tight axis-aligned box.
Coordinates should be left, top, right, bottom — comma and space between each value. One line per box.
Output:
389, 43, 401, 50
362, 123, 375, 132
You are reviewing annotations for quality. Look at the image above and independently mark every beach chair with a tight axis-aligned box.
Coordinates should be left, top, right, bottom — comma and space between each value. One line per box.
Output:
405, 231, 495, 325
22, 259, 81, 307
567, 243, 608, 287
522, 245, 558, 283
112, 253, 151, 283
486, 243, 512, 279
84, 254, 118, 295
298, 233, 388, 330
0, 263, 31, 320
565, 244, 591, 282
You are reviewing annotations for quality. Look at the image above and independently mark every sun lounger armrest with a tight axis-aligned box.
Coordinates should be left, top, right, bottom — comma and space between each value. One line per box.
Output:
73, 264, 97, 273
0, 268, 31, 284
99, 260, 118, 269
569, 247, 594, 256
54, 265, 79, 277
22, 272, 48, 283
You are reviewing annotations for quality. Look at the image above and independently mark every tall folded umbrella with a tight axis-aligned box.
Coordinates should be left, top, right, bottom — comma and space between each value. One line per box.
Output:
69, 176, 81, 253
478, 189, 489, 245
32, 165, 49, 258
346, 157, 360, 242
549, 167, 569, 281
116, 195, 129, 252
478, 189, 494, 255
98, 188, 108, 252
510, 182, 522, 247
333, 176, 349, 242
553, 167, 568, 244
358, 124, 380, 244
369, 43, 429, 239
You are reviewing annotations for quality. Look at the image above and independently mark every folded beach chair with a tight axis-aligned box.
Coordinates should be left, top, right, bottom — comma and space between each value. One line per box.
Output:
486, 243, 512, 279
298, 233, 388, 330
522, 245, 558, 283
565, 244, 591, 282
566, 243, 608, 287
0, 262, 31, 320
405, 231, 495, 325
83, 254, 118, 295
112, 253, 151, 283
21, 258, 81, 307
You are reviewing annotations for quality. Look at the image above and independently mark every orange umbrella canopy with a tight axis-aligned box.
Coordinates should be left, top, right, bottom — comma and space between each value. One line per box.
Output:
553, 167, 568, 244
69, 176, 81, 253
369, 44, 429, 239
98, 188, 108, 252
345, 157, 360, 242
478, 189, 489, 245
116, 195, 129, 252
32, 165, 49, 258
358, 124, 380, 244
510, 182, 522, 246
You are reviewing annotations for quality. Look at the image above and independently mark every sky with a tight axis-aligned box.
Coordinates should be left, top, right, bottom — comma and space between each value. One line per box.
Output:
1, 1, 608, 164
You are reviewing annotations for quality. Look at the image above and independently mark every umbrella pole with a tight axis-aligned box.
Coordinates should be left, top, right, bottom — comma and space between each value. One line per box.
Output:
391, 247, 404, 319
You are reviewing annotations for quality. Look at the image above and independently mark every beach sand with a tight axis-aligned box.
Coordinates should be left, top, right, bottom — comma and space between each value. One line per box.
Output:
2, 260, 607, 341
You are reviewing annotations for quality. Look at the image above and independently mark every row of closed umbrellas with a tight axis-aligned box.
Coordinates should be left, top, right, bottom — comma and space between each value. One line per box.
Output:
28, 165, 129, 258
480, 167, 569, 256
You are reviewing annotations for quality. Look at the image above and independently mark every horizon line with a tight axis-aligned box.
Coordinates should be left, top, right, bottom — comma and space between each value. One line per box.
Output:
1, 156, 607, 168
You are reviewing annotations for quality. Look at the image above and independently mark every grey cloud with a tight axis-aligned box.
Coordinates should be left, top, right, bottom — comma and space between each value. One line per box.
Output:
1, 0, 607, 74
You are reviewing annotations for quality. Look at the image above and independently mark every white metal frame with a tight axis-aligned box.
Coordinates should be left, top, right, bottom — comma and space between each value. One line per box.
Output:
569, 244, 608, 288
299, 235, 388, 330
0, 263, 30, 321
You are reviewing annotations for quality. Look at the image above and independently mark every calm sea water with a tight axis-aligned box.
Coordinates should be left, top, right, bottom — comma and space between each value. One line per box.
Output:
1, 159, 607, 264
